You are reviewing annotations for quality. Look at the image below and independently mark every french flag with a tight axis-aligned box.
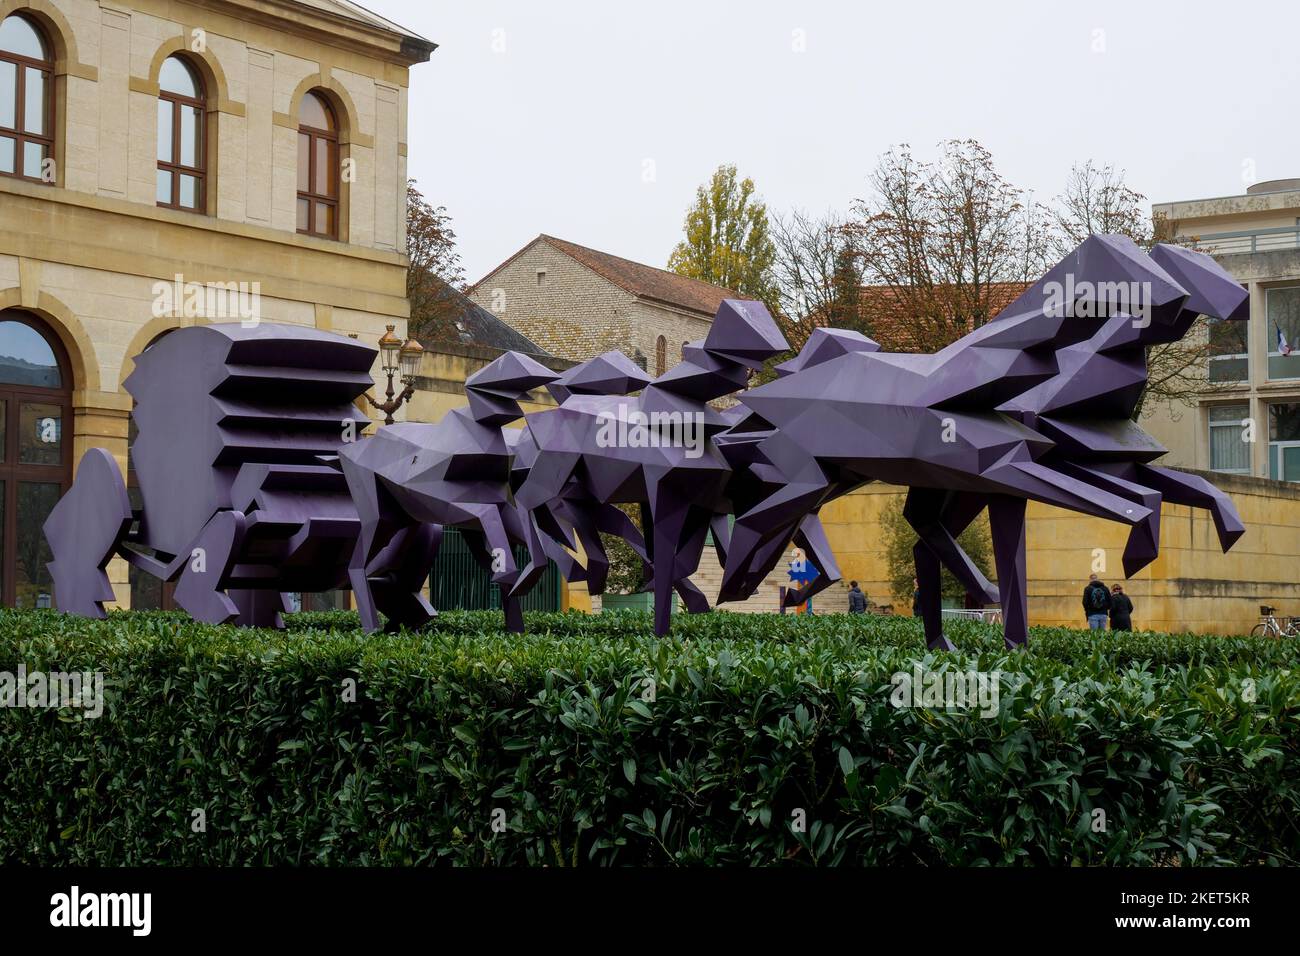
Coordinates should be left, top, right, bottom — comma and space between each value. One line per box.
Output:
1279, 323, 1294, 357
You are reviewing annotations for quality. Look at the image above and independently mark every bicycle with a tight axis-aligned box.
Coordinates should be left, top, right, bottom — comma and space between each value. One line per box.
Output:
1250, 605, 1300, 639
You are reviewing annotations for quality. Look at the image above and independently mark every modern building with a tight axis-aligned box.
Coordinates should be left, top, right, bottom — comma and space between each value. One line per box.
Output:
0, 0, 432, 609
468, 235, 735, 372
1148, 179, 1300, 484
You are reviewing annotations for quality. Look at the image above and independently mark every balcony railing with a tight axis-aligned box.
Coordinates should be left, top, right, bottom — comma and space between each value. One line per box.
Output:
1184, 225, 1300, 256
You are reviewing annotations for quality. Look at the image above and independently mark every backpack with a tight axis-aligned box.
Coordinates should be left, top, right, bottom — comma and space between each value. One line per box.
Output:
1087, 584, 1108, 612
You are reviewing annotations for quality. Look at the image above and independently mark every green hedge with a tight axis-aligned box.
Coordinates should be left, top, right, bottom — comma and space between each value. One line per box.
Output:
1, 608, 1297, 865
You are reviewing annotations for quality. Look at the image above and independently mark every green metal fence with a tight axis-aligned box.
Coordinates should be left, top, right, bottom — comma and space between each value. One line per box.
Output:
428, 526, 562, 612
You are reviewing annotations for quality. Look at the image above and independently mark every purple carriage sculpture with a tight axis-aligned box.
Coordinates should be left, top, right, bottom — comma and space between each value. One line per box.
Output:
508, 350, 657, 601
42, 235, 1250, 647
44, 323, 376, 627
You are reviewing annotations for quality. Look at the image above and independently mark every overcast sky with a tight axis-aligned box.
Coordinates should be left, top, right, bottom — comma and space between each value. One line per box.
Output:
375, 0, 1300, 283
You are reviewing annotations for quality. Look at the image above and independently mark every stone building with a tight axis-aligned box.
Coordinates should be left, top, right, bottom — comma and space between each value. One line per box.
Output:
0, 0, 432, 609
468, 234, 735, 372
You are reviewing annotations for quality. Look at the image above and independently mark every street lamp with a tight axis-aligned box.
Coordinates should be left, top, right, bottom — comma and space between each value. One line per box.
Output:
364, 324, 424, 425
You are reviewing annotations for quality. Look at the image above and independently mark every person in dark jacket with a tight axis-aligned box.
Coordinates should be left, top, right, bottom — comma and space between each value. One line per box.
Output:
847, 581, 867, 614
911, 577, 921, 618
1109, 584, 1134, 631
1083, 573, 1111, 629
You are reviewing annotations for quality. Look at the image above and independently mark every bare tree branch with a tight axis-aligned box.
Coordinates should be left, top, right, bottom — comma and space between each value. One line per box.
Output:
844, 140, 1051, 353
1052, 161, 1226, 418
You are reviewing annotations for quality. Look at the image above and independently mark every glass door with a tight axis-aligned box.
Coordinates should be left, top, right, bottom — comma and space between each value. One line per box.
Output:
1, 389, 70, 606
0, 312, 71, 608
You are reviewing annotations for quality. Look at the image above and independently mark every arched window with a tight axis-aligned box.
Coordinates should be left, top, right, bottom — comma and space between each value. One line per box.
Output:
297, 91, 339, 238
0, 310, 71, 607
156, 55, 205, 211
655, 336, 667, 377
0, 13, 53, 183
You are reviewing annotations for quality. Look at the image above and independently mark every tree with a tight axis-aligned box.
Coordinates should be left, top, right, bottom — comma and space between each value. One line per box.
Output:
879, 495, 995, 606
668, 164, 777, 307
405, 180, 467, 343
845, 140, 1053, 353
769, 209, 866, 354
1051, 161, 1215, 419
1051, 160, 1167, 257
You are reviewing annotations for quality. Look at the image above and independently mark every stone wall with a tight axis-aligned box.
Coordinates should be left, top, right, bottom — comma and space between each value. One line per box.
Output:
470, 241, 637, 363
815, 473, 1300, 637
469, 239, 714, 369
628, 298, 712, 375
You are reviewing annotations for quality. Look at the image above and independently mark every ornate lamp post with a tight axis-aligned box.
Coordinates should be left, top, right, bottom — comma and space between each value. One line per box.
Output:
365, 325, 424, 425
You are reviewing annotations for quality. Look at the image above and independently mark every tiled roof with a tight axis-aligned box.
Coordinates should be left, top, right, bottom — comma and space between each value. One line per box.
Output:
475, 235, 737, 317
854, 281, 1032, 351
418, 285, 550, 356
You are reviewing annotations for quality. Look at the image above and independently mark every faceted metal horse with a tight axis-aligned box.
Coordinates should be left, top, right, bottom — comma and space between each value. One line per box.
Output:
513, 299, 789, 636
715, 236, 1249, 649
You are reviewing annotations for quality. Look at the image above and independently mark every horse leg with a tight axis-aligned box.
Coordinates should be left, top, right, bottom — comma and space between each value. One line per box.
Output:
988, 495, 1029, 649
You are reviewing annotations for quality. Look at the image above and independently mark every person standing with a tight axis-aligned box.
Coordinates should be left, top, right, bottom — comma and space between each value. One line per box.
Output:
1082, 573, 1111, 630
911, 577, 921, 618
847, 581, 867, 614
1109, 584, 1134, 631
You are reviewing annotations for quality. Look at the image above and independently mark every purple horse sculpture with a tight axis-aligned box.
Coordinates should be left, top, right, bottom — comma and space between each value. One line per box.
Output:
716, 235, 1248, 649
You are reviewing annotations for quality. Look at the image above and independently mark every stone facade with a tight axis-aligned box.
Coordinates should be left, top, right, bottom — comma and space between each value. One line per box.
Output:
471, 240, 637, 362
468, 236, 718, 372
0, 0, 431, 608
628, 298, 708, 375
